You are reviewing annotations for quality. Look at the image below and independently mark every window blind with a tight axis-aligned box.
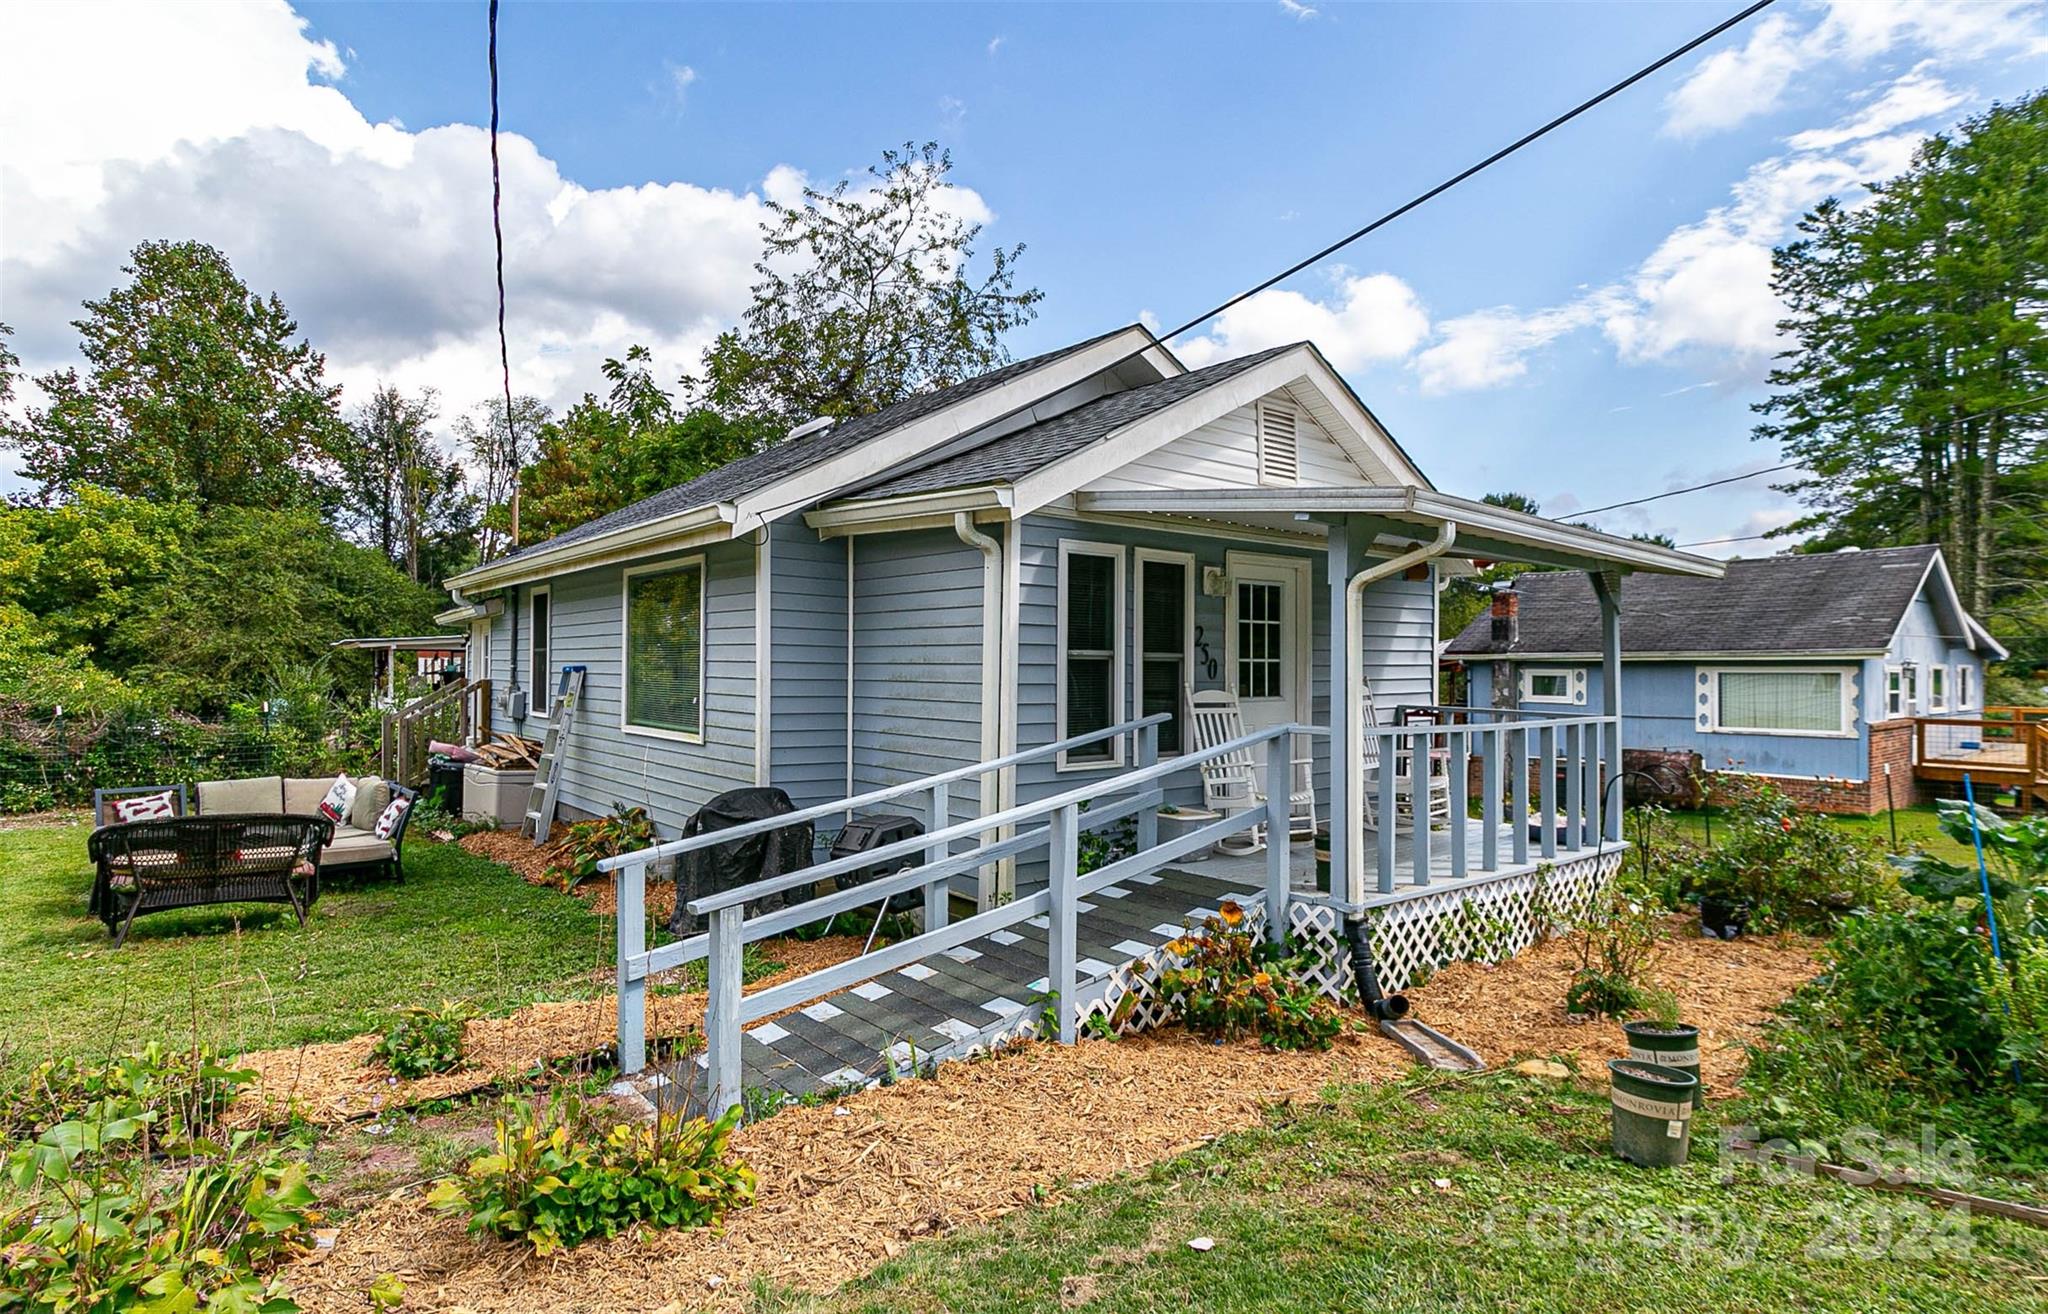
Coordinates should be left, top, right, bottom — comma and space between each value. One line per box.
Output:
626, 564, 703, 735
1717, 671, 1841, 734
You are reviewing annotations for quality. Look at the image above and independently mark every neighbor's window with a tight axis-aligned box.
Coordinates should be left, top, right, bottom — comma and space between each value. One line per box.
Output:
1520, 666, 1584, 706
1707, 668, 1850, 736
1957, 664, 1974, 710
1058, 542, 1124, 767
1137, 552, 1192, 755
624, 560, 704, 739
1885, 666, 1904, 718
1929, 664, 1947, 712
529, 587, 552, 715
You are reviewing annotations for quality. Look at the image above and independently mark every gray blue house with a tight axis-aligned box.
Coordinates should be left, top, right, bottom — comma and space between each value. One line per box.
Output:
1444, 545, 2007, 814
436, 324, 1721, 910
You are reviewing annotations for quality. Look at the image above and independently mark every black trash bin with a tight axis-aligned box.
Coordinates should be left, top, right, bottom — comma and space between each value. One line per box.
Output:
425, 758, 465, 815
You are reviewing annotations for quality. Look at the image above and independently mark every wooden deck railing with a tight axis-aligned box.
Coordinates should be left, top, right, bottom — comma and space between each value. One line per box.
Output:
378, 678, 490, 786
1915, 713, 2048, 777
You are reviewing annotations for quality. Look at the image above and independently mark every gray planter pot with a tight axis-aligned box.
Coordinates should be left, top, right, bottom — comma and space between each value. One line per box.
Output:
1157, 807, 1222, 862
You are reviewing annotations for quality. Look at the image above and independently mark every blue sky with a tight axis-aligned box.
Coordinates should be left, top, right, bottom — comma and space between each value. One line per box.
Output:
4, 1, 2045, 550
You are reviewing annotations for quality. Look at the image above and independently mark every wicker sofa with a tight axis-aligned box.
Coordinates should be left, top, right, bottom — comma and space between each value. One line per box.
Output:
192, 775, 418, 881
87, 814, 331, 945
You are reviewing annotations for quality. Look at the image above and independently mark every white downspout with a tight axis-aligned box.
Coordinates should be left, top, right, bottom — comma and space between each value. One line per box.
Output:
1343, 521, 1457, 907
955, 512, 1004, 909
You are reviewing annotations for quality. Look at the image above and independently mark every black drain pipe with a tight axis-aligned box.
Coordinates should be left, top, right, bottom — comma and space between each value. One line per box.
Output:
1343, 917, 1409, 1022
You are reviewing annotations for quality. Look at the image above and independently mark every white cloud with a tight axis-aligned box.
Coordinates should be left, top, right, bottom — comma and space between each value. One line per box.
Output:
1662, 0, 2044, 138
666, 62, 698, 104
1172, 272, 1428, 372
0, 0, 998, 477
1414, 295, 1618, 394
1278, 0, 1320, 19
987, 35, 1006, 56
1785, 67, 1964, 151
939, 95, 967, 132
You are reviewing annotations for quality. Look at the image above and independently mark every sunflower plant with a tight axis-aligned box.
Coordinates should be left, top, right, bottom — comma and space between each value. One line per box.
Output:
1154, 902, 1344, 1051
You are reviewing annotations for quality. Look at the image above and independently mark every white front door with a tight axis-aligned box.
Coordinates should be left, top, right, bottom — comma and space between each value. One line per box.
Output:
1225, 554, 1311, 782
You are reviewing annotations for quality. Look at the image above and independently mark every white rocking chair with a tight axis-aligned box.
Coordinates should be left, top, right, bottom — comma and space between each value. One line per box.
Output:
1187, 687, 1317, 854
1358, 675, 1452, 830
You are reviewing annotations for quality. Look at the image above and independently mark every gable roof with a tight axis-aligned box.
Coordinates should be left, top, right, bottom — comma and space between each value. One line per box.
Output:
846, 344, 1299, 500
1444, 544, 2004, 659
462, 326, 1142, 583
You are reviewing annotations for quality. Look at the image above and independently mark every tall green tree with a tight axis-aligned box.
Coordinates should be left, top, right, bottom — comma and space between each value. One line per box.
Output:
3, 241, 347, 509
335, 385, 477, 581
455, 394, 550, 562
1756, 92, 2048, 664
691, 141, 1043, 429
517, 346, 777, 546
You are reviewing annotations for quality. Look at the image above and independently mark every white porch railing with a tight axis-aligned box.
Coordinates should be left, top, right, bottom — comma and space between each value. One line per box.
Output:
1344, 705, 1622, 902
600, 714, 1317, 1115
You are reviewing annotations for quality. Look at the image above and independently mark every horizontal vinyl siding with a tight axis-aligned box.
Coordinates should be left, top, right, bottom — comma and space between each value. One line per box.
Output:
1083, 391, 1370, 494
850, 529, 986, 839
490, 542, 759, 835
767, 521, 849, 809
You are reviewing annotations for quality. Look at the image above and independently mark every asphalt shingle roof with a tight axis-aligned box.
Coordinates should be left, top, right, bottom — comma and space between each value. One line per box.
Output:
484, 326, 1136, 570
848, 344, 1300, 500
1444, 545, 1945, 658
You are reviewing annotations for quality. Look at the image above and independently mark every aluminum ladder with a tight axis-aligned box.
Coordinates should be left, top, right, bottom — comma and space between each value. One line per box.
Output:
522, 665, 586, 844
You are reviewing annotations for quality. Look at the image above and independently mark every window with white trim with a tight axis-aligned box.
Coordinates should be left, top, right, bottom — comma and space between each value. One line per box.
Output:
1929, 664, 1947, 712
1255, 398, 1300, 486
1957, 663, 1974, 710
623, 560, 704, 739
1700, 667, 1853, 737
528, 587, 552, 715
1885, 665, 1904, 719
1519, 666, 1586, 706
1057, 542, 1124, 768
1135, 550, 1193, 756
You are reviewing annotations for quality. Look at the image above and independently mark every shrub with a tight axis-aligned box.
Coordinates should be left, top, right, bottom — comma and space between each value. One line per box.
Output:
1674, 776, 1898, 931
1153, 902, 1344, 1051
0, 1041, 254, 1147
1, 1110, 319, 1313
546, 803, 658, 891
369, 1001, 478, 1080
427, 1096, 755, 1254
1564, 884, 1676, 1021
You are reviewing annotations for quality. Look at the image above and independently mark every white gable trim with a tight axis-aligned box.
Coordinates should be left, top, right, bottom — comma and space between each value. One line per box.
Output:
728, 326, 1171, 535
1006, 347, 1424, 517
1885, 550, 2008, 662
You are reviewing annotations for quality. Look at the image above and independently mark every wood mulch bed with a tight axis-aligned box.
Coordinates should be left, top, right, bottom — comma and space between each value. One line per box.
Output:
457, 827, 672, 921
231, 935, 868, 1127
286, 924, 1818, 1312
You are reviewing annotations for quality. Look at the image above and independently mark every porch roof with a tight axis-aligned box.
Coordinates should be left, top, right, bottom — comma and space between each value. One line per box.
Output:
1075, 486, 1725, 578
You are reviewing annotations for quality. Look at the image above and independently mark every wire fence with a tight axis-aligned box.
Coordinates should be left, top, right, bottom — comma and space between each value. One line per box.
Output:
0, 705, 384, 814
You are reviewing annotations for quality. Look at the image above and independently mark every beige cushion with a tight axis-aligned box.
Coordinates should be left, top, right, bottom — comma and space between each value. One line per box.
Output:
348, 776, 389, 830
198, 776, 283, 815
283, 777, 333, 816
322, 831, 393, 865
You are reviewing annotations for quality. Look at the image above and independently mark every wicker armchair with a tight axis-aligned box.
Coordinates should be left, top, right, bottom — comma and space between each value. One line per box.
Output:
86, 814, 332, 946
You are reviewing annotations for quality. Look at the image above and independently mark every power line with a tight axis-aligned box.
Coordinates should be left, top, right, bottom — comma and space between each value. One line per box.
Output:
1678, 530, 1793, 548
749, 0, 1778, 525
1578, 462, 1799, 518
1160, 0, 1777, 340
488, 0, 520, 554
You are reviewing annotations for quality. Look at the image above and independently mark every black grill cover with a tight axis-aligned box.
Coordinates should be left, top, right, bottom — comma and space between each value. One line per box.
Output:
668, 787, 815, 935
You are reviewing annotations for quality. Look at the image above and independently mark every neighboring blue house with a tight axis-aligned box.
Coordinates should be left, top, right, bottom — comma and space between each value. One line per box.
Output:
435, 323, 1717, 906
1444, 545, 2008, 813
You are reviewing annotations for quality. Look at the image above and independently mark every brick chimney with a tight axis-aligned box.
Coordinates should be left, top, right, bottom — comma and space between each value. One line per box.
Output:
1490, 588, 1520, 646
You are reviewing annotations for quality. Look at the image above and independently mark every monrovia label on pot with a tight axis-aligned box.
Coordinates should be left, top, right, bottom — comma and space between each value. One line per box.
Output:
1610, 1089, 1693, 1123
1628, 1045, 1699, 1066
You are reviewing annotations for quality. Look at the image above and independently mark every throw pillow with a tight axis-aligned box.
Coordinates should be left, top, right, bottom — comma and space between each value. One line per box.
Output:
318, 773, 357, 824
373, 795, 411, 840
348, 776, 389, 830
109, 789, 177, 823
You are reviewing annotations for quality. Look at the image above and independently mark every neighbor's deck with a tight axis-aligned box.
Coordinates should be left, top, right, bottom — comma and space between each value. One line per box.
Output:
666, 822, 1614, 1106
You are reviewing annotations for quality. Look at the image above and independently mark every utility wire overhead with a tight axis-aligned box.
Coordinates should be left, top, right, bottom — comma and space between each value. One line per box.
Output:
751, 0, 1779, 525
1577, 463, 1798, 519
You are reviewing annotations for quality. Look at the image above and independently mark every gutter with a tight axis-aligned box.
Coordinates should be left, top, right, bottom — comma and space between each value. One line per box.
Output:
1343, 521, 1458, 906
447, 501, 737, 591
954, 513, 1005, 908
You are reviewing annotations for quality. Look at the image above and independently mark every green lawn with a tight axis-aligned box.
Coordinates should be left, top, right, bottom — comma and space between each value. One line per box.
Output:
765, 1074, 2048, 1313
1648, 803, 1978, 865
0, 819, 611, 1072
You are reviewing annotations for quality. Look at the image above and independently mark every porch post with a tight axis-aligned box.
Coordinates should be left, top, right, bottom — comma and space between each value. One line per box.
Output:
1591, 571, 1623, 843
1326, 514, 1354, 907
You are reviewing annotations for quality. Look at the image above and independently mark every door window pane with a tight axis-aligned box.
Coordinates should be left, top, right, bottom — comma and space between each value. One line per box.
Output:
1237, 581, 1283, 700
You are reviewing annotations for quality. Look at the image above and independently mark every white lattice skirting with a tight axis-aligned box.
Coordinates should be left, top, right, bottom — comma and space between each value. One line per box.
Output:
1286, 848, 1627, 1004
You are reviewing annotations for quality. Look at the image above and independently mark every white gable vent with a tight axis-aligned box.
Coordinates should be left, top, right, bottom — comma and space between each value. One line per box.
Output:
1256, 398, 1300, 486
